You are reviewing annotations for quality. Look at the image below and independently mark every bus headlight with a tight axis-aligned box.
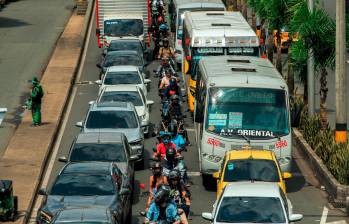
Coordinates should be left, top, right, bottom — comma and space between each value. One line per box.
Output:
202, 153, 222, 163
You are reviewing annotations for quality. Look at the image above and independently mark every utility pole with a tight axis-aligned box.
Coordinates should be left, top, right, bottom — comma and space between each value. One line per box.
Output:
335, 0, 347, 143
307, 0, 315, 115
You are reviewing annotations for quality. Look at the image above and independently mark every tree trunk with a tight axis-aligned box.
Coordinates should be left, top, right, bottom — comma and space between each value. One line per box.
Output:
233, 0, 237, 11
267, 29, 274, 62
319, 67, 329, 130
276, 30, 283, 74
242, 0, 248, 19
236, 0, 241, 12
287, 51, 295, 95
251, 9, 256, 30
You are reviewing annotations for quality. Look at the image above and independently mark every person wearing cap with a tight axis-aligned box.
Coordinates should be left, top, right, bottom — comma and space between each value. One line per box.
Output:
30, 77, 44, 126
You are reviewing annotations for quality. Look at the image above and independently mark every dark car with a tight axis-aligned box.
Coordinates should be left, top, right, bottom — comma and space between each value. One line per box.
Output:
103, 38, 148, 60
37, 162, 132, 224
97, 50, 149, 78
51, 206, 117, 224
58, 132, 136, 187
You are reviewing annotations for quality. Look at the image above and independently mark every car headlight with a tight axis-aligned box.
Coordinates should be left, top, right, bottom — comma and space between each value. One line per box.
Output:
140, 115, 146, 120
129, 139, 143, 146
202, 153, 222, 163
39, 210, 52, 224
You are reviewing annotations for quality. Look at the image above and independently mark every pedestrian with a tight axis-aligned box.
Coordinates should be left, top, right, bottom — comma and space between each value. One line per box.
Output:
30, 77, 44, 126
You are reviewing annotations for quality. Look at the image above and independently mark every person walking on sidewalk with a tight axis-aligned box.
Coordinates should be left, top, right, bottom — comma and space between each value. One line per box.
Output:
30, 77, 44, 126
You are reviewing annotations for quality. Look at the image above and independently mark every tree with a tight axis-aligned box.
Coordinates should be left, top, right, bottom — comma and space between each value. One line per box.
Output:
289, 0, 335, 129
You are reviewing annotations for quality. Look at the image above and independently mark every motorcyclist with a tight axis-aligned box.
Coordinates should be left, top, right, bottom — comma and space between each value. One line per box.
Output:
168, 121, 185, 149
163, 78, 181, 100
146, 162, 168, 212
159, 70, 176, 90
168, 170, 191, 218
168, 95, 183, 118
158, 38, 175, 60
145, 184, 182, 224
154, 132, 177, 160
156, 57, 176, 79
161, 147, 186, 182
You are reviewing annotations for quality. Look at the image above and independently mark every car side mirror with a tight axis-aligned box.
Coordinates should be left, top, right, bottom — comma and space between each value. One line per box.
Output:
88, 100, 95, 105
289, 214, 303, 222
75, 121, 83, 128
58, 156, 68, 163
146, 100, 154, 105
144, 79, 151, 84
282, 172, 292, 179
96, 63, 102, 69
38, 188, 47, 196
95, 80, 102, 85
201, 212, 213, 221
129, 155, 138, 161
212, 172, 220, 179
120, 188, 131, 196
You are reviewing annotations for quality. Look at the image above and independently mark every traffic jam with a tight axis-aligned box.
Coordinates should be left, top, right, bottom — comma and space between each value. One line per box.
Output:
35, 0, 304, 223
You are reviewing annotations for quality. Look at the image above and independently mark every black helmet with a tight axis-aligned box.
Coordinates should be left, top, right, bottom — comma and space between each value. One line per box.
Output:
168, 170, 180, 181
169, 78, 177, 87
168, 121, 178, 135
166, 147, 176, 161
163, 38, 169, 44
151, 162, 163, 175
155, 184, 171, 204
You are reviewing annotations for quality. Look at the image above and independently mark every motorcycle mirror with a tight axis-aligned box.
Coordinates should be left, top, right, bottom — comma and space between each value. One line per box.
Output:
176, 155, 184, 160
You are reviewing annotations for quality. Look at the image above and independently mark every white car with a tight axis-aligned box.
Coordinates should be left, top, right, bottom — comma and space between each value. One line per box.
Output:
97, 85, 154, 135
95, 65, 151, 96
202, 182, 303, 224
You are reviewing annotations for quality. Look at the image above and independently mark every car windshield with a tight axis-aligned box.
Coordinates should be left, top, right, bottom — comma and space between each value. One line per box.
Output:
216, 196, 286, 223
107, 41, 142, 53
56, 222, 109, 224
70, 143, 126, 162
100, 91, 143, 106
205, 87, 289, 139
223, 159, 280, 182
104, 19, 143, 36
86, 111, 138, 129
104, 54, 142, 67
104, 71, 142, 85
51, 174, 115, 196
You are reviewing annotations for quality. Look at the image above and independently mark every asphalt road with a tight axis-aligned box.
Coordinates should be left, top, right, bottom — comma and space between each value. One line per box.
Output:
0, 0, 74, 157
40, 12, 349, 224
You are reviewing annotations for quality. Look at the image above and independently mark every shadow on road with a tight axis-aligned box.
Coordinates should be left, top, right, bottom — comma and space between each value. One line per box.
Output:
286, 159, 308, 193
0, 17, 30, 28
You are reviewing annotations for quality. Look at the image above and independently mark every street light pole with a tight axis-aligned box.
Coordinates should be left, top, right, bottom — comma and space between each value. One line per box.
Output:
307, 0, 315, 115
335, 0, 347, 143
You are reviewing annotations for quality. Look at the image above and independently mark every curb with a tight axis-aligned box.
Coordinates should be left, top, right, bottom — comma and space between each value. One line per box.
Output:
292, 128, 349, 205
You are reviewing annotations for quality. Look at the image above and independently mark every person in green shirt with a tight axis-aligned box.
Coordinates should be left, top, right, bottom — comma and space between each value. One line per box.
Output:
30, 77, 44, 126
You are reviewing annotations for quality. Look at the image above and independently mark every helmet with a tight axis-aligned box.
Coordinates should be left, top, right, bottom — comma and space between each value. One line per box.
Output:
169, 77, 177, 87
160, 131, 171, 144
163, 38, 169, 44
168, 170, 180, 181
154, 184, 171, 205
157, 16, 164, 24
151, 162, 163, 175
168, 121, 178, 135
166, 147, 176, 161
159, 23, 168, 31
170, 94, 179, 101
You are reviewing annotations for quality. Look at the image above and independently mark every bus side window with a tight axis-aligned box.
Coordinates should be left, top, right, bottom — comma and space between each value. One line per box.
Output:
195, 75, 206, 123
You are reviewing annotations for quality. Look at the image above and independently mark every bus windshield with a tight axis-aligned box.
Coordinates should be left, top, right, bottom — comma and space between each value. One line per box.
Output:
205, 87, 289, 139
191, 47, 224, 80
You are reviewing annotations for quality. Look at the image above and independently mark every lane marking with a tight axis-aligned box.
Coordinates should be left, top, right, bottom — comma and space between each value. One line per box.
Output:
28, 5, 95, 223
187, 171, 201, 177
320, 206, 329, 224
186, 128, 195, 132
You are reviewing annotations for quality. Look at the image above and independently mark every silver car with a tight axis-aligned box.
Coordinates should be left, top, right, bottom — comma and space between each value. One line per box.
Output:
76, 102, 145, 164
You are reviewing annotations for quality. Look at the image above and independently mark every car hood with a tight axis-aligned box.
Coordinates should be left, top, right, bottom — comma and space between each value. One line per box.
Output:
43, 195, 116, 216
135, 106, 146, 117
83, 128, 142, 142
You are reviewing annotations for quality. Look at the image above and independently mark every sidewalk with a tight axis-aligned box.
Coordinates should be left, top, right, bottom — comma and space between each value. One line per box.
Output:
0, 12, 85, 224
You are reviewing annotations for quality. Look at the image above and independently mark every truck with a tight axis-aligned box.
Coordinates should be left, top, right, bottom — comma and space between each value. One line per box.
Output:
95, 0, 151, 48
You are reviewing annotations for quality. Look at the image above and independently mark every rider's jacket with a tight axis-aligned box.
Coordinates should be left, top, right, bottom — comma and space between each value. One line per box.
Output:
159, 47, 175, 59
171, 135, 185, 149
147, 200, 180, 222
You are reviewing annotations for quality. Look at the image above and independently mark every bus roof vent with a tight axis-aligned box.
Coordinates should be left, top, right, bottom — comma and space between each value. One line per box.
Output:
206, 13, 225, 16
231, 67, 256, 72
211, 23, 231, 27
227, 59, 251, 63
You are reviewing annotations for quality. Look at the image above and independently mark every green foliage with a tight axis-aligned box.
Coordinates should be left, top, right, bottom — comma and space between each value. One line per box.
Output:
299, 109, 349, 185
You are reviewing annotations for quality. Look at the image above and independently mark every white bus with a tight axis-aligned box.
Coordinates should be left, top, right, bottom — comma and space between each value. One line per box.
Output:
182, 11, 259, 113
193, 56, 292, 176
169, 0, 225, 64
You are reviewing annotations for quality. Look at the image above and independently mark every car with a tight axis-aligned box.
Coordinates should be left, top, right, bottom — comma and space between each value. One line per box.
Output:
96, 86, 154, 135
50, 206, 118, 224
102, 38, 150, 61
58, 132, 136, 187
213, 150, 292, 198
201, 182, 303, 224
94, 65, 151, 96
37, 162, 132, 224
76, 102, 145, 163
96, 50, 149, 78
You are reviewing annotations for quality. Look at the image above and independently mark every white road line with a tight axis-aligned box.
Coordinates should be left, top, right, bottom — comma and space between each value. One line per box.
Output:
320, 206, 329, 224
28, 6, 94, 223
186, 128, 195, 132
327, 221, 347, 224
187, 171, 201, 177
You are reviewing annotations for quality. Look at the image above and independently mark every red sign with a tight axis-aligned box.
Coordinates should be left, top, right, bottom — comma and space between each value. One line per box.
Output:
207, 138, 221, 147
275, 140, 288, 149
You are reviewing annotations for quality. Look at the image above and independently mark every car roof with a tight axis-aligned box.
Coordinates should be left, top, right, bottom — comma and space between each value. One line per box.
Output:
226, 150, 274, 161
61, 162, 112, 175
90, 101, 135, 111
75, 132, 125, 144
222, 182, 281, 198
55, 206, 110, 223
107, 50, 139, 56
106, 65, 139, 72
103, 85, 139, 92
